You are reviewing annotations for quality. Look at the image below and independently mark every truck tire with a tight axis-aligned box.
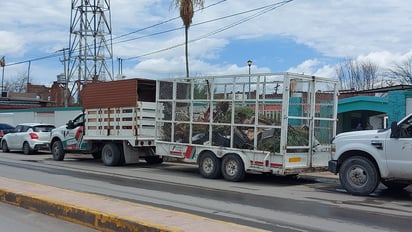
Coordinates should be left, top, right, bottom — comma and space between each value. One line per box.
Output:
198, 151, 221, 179
23, 142, 33, 155
101, 143, 121, 166
2, 140, 9, 153
52, 140, 65, 161
381, 180, 409, 190
221, 154, 246, 182
339, 156, 380, 196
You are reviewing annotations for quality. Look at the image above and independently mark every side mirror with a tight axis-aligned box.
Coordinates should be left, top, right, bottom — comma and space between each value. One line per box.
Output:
390, 121, 400, 138
66, 120, 74, 129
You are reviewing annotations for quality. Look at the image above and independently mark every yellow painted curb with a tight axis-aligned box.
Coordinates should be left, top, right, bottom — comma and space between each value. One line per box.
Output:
0, 177, 267, 232
0, 189, 179, 232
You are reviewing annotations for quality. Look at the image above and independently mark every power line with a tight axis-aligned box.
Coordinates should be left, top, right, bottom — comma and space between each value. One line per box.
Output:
2, 0, 227, 68
2, 52, 62, 67
4, 1, 294, 68
74, 1, 295, 62
125, 0, 294, 60
112, 0, 227, 41
114, 0, 287, 45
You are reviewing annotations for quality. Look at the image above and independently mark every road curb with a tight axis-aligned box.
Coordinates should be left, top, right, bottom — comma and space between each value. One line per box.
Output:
0, 177, 266, 232
0, 189, 177, 232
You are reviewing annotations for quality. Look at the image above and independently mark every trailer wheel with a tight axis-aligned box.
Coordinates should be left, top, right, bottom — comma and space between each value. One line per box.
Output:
52, 140, 65, 161
221, 154, 246, 182
339, 156, 380, 195
2, 140, 9, 153
101, 143, 121, 166
198, 152, 221, 179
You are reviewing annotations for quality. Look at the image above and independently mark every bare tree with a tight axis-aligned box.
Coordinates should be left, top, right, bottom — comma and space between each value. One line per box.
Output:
361, 60, 379, 89
388, 56, 412, 84
4, 71, 28, 93
174, 0, 205, 78
336, 57, 380, 90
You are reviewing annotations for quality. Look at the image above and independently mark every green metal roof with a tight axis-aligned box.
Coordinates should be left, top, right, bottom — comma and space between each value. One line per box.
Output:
338, 96, 388, 113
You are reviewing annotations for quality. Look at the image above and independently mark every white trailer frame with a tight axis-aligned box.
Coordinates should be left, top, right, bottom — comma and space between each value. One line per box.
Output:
155, 72, 338, 180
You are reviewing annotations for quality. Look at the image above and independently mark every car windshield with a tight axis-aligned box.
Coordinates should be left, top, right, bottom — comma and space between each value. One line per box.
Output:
33, 126, 55, 132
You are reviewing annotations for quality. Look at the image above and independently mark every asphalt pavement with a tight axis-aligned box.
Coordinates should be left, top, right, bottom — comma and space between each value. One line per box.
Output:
0, 172, 338, 232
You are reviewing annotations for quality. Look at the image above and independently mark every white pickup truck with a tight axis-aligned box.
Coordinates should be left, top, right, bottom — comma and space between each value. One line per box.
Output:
328, 113, 412, 195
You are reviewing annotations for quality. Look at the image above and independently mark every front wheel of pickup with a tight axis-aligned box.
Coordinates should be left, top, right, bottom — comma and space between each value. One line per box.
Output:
52, 140, 65, 161
339, 156, 380, 196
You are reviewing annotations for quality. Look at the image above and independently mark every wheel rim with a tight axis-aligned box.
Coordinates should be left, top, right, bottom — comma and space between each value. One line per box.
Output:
53, 144, 60, 156
348, 165, 367, 186
202, 157, 214, 174
225, 159, 238, 177
104, 150, 113, 163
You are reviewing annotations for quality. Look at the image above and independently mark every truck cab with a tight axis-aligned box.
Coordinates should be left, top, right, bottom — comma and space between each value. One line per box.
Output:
50, 113, 100, 160
328, 113, 412, 195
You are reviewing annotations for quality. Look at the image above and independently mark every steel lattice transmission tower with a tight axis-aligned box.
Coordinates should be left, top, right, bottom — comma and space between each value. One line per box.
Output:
67, 0, 114, 102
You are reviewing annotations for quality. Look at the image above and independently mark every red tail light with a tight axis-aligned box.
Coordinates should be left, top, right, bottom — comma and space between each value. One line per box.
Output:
29, 132, 39, 139
0, 131, 4, 137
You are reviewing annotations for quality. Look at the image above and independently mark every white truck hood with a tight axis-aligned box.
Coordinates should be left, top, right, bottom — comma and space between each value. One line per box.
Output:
334, 129, 389, 141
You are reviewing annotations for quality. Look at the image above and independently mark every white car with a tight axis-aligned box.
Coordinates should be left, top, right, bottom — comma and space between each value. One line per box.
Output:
1, 123, 55, 155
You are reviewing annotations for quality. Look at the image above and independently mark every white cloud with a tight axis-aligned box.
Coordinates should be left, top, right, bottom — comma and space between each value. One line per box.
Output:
287, 59, 320, 75
0, 31, 25, 55
2, 0, 412, 85
272, 0, 412, 57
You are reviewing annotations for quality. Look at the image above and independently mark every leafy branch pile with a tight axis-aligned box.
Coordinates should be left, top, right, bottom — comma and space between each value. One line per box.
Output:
163, 102, 310, 153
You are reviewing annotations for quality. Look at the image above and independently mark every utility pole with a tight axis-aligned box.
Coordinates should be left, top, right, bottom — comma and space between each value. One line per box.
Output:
27, 61, 31, 85
0, 56, 5, 93
59, 48, 69, 107
247, 60, 252, 99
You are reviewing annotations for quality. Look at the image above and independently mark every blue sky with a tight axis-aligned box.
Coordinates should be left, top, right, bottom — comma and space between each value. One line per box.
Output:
1, 0, 411, 87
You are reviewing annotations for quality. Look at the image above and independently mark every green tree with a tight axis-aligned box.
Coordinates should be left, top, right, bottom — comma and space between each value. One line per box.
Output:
174, 0, 204, 77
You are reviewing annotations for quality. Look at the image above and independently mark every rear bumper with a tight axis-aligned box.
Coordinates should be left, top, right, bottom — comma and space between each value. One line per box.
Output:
33, 143, 50, 150
328, 160, 338, 174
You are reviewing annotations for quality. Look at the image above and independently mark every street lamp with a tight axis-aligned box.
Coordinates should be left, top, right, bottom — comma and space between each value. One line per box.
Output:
247, 60, 252, 98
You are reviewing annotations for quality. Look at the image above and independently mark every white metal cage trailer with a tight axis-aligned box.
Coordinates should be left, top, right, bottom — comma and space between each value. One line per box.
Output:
155, 72, 339, 181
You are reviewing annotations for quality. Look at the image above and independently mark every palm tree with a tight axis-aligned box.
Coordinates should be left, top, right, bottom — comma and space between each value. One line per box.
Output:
174, 0, 204, 77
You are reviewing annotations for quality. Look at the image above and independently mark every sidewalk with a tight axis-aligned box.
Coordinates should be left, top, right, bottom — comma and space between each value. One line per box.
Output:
0, 176, 266, 232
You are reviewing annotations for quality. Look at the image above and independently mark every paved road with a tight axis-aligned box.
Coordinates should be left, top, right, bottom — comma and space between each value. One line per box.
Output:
0, 202, 98, 232
0, 152, 411, 231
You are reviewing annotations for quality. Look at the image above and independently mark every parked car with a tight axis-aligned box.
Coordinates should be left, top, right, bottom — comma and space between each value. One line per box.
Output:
1, 123, 55, 155
0, 123, 15, 139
